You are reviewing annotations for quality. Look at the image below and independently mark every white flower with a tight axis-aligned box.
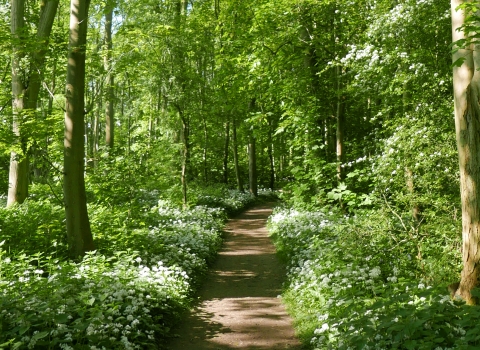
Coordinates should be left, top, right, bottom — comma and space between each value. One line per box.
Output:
369, 267, 381, 279
314, 323, 329, 334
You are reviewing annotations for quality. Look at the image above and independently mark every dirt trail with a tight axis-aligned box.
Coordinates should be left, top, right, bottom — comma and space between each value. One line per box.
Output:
166, 203, 303, 350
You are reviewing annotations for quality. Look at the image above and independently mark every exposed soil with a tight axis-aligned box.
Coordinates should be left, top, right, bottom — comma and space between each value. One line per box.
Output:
166, 203, 303, 350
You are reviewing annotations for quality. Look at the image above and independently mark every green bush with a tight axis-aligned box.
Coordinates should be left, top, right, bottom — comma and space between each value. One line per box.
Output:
268, 206, 474, 349
0, 186, 255, 349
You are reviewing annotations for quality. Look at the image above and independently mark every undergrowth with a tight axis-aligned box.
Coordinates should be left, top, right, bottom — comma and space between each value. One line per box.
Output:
267, 206, 480, 349
0, 186, 266, 349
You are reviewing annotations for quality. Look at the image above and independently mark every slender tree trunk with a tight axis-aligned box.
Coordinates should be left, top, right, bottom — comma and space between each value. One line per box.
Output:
403, 81, 420, 222
203, 117, 208, 183
451, 0, 480, 304
93, 94, 101, 168
267, 118, 275, 189
248, 99, 257, 196
178, 109, 189, 206
8, 0, 58, 207
232, 116, 243, 191
104, 1, 114, 149
223, 121, 230, 184
336, 65, 346, 182
64, 0, 94, 258
8, 0, 28, 207
248, 132, 257, 196
47, 60, 56, 118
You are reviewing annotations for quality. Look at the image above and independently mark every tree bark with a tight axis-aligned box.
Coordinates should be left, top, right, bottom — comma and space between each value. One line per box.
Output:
203, 116, 208, 183
336, 65, 346, 182
232, 116, 243, 191
403, 81, 421, 222
7, 0, 58, 207
268, 117, 275, 190
451, 0, 480, 304
93, 89, 101, 168
178, 108, 189, 206
248, 132, 257, 196
104, 1, 115, 149
64, 0, 94, 258
223, 121, 230, 184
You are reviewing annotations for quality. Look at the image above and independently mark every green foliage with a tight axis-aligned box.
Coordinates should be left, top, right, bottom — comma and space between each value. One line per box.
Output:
190, 183, 257, 215
0, 250, 189, 350
0, 200, 66, 259
0, 188, 255, 349
268, 205, 466, 349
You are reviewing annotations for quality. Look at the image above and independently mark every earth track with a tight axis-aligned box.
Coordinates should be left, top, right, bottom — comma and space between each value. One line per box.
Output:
166, 203, 303, 350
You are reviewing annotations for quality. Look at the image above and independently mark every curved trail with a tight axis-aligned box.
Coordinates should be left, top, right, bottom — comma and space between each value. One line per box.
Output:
166, 203, 303, 350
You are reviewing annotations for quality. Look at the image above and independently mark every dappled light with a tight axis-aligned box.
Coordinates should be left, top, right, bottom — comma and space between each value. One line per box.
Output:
167, 204, 302, 350
1, 0, 478, 347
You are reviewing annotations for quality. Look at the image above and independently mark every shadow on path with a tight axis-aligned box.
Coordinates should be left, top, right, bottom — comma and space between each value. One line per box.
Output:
165, 203, 303, 350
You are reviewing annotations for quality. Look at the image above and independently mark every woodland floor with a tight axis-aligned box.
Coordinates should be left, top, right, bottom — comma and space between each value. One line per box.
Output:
165, 203, 304, 350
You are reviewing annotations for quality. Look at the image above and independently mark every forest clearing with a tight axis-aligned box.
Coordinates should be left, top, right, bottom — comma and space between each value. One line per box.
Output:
1, 0, 480, 349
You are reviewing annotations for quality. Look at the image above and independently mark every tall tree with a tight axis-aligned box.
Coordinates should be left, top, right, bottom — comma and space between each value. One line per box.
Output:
223, 121, 230, 184
64, 0, 94, 258
451, 0, 480, 304
104, 0, 115, 149
8, 0, 59, 206
232, 115, 243, 191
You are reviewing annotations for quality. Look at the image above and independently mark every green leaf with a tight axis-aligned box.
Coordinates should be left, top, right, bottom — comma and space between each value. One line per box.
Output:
0, 340, 14, 347
32, 331, 49, 341
54, 313, 69, 324
452, 57, 467, 68
19, 325, 30, 335
11, 342, 24, 350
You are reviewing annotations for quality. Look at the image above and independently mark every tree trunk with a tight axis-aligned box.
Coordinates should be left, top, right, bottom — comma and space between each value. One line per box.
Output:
179, 109, 189, 207
336, 65, 346, 182
93, 93, 101, 168
232, 116, 243, 191
7, 0, 58, 207
104, 1, 115, 149
268, 118, 275, 189
451, 0, 480, 304
203, 117, 208, 183
223, 121, 230, 184
64, 0, 94, 258
403, 81, 421, 222
8, 0, 27, 207
248, 132, 257, 196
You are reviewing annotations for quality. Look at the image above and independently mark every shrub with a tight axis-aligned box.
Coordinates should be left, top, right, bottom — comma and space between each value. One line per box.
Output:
267, 206, 478, 349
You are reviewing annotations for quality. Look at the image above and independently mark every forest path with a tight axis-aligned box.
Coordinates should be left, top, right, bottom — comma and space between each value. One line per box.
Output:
166, 203, 303, 350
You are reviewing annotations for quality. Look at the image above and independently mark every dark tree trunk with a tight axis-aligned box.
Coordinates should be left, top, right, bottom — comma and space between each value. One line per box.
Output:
223, 121, 230, 184
248, 132, 257, 197
232, 116, 243, 191
64, 0, 94, 258
105, 1, 115, 149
